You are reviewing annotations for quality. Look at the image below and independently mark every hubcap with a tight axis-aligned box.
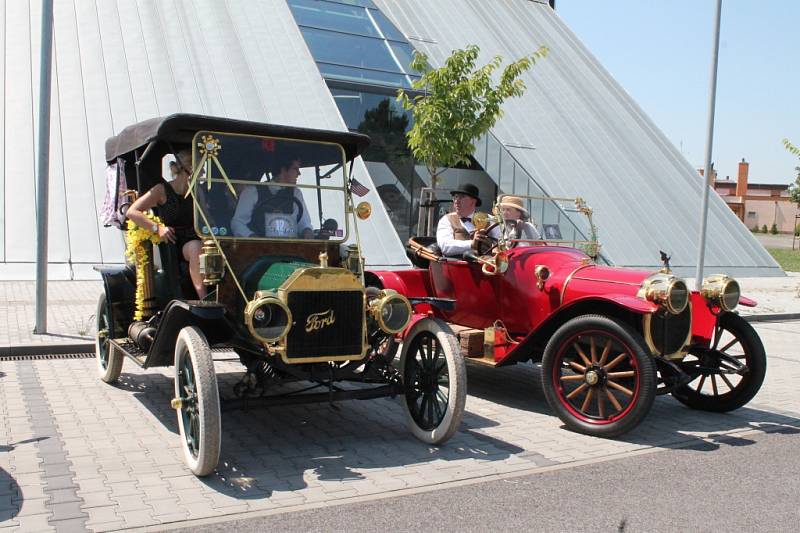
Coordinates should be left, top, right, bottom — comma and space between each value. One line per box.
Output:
554, 332, 640, 424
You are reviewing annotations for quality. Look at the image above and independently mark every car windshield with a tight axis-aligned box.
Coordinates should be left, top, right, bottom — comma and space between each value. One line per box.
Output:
189, 131, 348, 242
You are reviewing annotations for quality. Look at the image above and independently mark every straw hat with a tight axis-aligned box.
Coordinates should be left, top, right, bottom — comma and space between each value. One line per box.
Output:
498, 196, 528, 217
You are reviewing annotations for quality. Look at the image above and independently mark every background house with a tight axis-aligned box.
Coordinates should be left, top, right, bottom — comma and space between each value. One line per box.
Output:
711, 159, 798, 233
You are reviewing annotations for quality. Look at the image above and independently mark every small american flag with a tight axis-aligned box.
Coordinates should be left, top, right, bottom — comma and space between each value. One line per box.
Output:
349, 177, 370, 197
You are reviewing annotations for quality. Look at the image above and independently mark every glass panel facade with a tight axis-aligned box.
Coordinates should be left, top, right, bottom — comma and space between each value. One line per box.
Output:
319, 64, 413, 89
287, 0, 429, 239
290, 0, 380, 38
288, 0, 417, 89
287, 1, 593, 252
301, 28, 411, 74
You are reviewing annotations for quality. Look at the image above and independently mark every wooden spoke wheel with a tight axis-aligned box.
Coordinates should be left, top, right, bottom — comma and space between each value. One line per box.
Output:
673, 312, 766, 412
174, 326, 221, 476
400, 318, 466, 445
542, 315, 656, 438
95, 293, 123, 383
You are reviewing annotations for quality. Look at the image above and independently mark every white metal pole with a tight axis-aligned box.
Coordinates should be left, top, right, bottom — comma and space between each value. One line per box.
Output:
694, 0, 723, 291
34, 0, 54, 334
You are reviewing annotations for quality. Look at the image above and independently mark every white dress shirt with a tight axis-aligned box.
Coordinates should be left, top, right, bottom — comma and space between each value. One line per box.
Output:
231, 185, 312, 238
436, 211, 475, 257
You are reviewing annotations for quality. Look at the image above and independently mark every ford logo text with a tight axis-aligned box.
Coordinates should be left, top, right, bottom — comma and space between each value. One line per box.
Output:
305, 309, 336, 332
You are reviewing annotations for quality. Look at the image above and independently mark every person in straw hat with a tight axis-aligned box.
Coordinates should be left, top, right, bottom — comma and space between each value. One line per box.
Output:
498, 195, 541, 246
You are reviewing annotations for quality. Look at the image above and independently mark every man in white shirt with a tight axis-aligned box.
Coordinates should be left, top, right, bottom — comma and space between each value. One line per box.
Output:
435, 183, 492, 257
231, 155, 313, 239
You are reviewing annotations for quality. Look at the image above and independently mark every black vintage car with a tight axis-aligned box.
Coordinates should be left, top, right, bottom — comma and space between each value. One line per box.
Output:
96, 114, 466, 476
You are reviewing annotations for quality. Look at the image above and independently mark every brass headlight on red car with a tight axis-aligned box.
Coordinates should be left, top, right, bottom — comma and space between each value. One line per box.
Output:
638, 274, 689, 315
701, 274, 740, 312
368, 289, 412, 334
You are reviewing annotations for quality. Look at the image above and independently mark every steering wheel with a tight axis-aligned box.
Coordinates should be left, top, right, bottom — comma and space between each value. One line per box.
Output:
475, 222, 500, 255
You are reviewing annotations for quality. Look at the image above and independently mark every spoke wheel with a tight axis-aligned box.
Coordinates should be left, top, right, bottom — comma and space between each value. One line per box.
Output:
400, 318, 466, 445
673, 312, 766, 412
174, 326, 220, 476
542, 315, 656, 438
95, 293, 123, 383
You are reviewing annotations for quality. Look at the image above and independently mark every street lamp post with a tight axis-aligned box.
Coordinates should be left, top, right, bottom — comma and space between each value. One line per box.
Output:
34, 0, 54, 334
694, 0, 724, 291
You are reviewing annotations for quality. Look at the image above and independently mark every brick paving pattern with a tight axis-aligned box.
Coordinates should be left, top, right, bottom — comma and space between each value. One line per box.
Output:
0, 320, 797, 531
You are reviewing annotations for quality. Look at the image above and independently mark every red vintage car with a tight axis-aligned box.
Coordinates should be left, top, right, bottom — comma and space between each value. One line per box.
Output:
366, 194, 766, 437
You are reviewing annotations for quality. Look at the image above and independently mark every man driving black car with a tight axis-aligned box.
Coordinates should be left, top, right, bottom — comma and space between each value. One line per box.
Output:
231, 153, 313, 239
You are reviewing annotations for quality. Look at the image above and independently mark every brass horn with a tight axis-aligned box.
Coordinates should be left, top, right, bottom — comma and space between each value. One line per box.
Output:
463, 250, 509, 276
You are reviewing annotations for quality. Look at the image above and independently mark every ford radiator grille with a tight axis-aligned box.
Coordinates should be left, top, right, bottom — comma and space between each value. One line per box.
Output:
285, 290, 363, 360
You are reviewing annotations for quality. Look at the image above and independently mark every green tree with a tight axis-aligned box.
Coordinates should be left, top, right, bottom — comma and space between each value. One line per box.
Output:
782, 138, 800, 206
770, 223, 779, 235
398, 44, 548, 187
762, 224, 769, 233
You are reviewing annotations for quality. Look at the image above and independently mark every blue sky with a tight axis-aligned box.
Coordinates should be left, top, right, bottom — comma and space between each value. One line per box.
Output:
556, 1, 799, 184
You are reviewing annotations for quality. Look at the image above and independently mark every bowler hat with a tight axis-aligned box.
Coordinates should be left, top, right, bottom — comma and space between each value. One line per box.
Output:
498, 195, 528, 217
450, 183, 481, 207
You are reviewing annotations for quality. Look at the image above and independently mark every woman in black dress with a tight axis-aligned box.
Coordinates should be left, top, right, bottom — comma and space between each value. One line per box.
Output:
126, 150, 205, 298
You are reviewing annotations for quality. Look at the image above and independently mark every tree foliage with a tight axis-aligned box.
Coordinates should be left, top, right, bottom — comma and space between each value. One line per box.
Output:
782, 138, 800, 206
397, 44, 548, 186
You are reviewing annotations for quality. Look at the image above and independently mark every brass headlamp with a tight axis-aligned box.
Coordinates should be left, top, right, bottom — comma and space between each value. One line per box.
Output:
245, 291, 292, 343
701, 274, 740, 312
368, 289, 412, 334
638, 274, 689, 315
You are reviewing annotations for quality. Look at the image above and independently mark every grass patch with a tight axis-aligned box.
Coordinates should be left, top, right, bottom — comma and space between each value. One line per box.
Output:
767, 248, 800, 272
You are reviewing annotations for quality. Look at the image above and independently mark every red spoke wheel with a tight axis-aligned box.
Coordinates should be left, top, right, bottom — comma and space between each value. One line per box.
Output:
542, 315, 656, 438
672, 312, 766, 412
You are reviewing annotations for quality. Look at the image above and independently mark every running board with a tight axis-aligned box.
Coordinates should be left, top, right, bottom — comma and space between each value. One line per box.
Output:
109, 338, 147, 367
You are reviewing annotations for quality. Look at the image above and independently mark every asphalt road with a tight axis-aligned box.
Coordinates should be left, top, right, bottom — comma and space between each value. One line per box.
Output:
167, 427, 800, 532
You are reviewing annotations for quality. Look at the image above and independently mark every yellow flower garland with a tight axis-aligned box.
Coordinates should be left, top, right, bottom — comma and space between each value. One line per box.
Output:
125, 215, 163, 321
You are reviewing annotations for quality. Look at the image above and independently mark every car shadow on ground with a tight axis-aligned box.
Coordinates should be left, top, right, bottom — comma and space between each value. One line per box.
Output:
114, 367, 524, 499
0, 438, 47, 523
0, 468, 20, 522
464, 360, 800, 451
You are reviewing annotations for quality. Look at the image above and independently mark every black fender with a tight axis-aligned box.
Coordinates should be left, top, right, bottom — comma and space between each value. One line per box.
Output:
94, 265, 136, 338
144, 300, 235, 367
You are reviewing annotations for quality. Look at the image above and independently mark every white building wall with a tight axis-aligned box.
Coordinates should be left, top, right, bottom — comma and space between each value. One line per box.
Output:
1, 0, 409, 280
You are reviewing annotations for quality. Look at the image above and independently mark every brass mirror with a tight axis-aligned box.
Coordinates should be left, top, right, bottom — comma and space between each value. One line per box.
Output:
356, 201, 372, 220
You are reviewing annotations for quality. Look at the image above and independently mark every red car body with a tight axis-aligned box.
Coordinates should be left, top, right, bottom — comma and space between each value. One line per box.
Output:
367, 240, 765, 438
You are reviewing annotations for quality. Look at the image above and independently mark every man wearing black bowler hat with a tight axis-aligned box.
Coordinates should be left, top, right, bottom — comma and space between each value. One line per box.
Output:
436, 183, 492, 257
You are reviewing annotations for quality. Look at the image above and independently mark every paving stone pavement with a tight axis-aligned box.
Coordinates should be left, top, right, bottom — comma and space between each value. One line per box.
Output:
0, 320, 798, 532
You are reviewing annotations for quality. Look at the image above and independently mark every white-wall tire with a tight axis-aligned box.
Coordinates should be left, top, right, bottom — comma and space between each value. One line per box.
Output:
174, 326, 221, 476
95, 293, 123, 383
399, 318, 466, 445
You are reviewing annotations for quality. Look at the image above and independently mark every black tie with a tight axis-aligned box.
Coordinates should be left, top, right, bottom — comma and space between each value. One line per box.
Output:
460, 217, 471, 223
